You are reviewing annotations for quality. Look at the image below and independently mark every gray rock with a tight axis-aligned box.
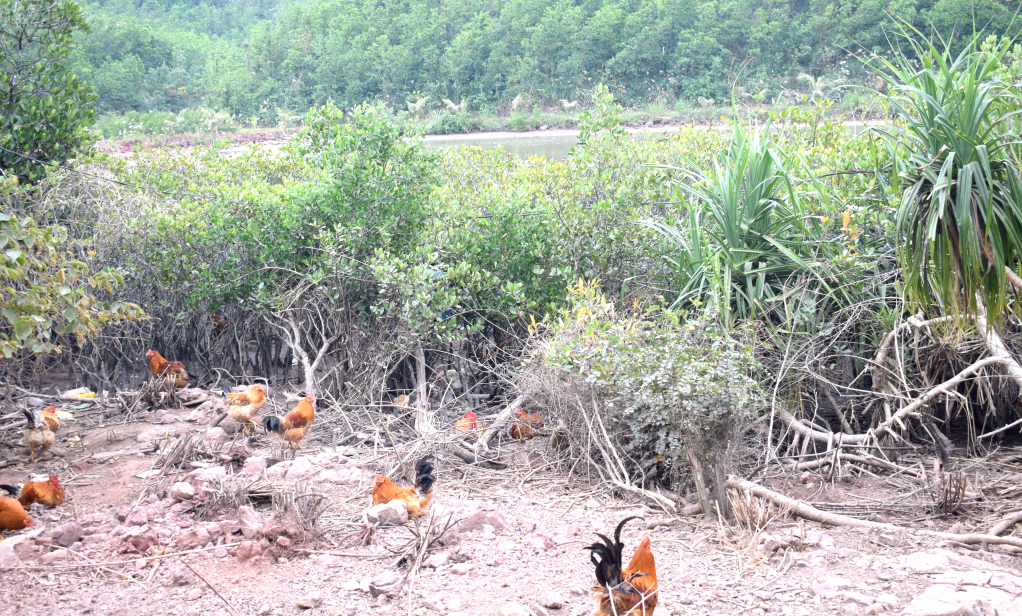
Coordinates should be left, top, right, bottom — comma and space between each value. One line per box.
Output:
366, 500, 408, 527
451, 563, 473, 575
170, 567, 194, 586
540, 591, 565, 609
51, 522, 83, 547
0, 544, 20, 569
186, 588, 203, 601
369, 570, 405, 597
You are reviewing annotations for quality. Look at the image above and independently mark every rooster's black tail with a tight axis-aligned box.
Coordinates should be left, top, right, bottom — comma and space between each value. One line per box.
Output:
414, 455, 435, 494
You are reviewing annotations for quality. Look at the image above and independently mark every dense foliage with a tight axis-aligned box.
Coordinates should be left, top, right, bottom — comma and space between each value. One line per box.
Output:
0, 0, 97, 180
74, 0, 1022, 126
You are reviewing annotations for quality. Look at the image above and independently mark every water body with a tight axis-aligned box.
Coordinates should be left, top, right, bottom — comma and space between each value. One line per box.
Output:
422, 122, 880, 160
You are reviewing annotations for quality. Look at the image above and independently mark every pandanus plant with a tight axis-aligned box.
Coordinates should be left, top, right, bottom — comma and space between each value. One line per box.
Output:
874, 34, 1022, 325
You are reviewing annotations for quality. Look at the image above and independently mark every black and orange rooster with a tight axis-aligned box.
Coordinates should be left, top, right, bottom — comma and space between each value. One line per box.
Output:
584, 516, 658, 616
263, 396, 315, 449
371, 455, 435, 518
0, 475, 65, 508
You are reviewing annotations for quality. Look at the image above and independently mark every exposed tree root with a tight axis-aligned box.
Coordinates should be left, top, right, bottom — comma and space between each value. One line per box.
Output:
727, 476, 1022, 551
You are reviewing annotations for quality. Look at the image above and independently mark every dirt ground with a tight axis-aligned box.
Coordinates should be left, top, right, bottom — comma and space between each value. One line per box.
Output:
2, 388, 1021, 616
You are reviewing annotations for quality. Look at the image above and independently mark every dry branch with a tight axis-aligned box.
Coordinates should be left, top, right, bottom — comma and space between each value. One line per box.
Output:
727, 476, 1022, 551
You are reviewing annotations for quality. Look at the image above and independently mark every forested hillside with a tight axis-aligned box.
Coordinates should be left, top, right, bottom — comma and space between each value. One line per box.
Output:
73, 0, 1022, 124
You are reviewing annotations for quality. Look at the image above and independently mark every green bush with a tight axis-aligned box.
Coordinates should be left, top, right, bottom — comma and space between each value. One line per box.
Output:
0, 0, 97, 181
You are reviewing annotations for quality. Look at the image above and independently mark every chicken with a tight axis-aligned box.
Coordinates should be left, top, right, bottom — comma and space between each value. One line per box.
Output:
23, 407, 56, 462
225, 384, 267, 435
510, 407, 544, 439
454, 411, 482, 441
146, 349, 189, 387
209, 312, 227, 337
0, 475, 66, 509
371, 455, 435, 518
0, 496, 32, 535
584, 516, 658, 616
262, 396, 315, 449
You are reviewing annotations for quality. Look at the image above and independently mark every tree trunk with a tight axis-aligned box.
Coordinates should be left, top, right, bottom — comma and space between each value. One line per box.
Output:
413, 342, 433, 433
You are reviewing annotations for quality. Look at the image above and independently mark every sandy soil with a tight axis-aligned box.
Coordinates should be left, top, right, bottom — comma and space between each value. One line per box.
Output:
2, 389, 1021, 616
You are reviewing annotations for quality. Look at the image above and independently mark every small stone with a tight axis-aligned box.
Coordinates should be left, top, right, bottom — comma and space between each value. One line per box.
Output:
125, 509, 148, 527
237, 506, 262, 539
0, 544, 20, 568
275, 536, 291, 547
423, 551, 450, 569
256, 606, 271, 616
500, 604, 532, 616
366, 500, 409, 526
51, 522, 83, 547
177, 527, 212, 551
294, 592, 322, 609
214, 546, 228, 558
541, 591, 565, 609
134, 558, 147, 570
170, 567, 194, 586
202, 427, 229, 447
187, 588, 203, 601
240, 456, 266, 476
237, 541, 262, 563
171, 482, 196, 501
159, 413, 177, 424
761, 532, 779, 552
39, 549, 70, 564
841, 591, 874, 606
451, 563, 474, 575
369, 570, 405, 597
812, 576, 852, 599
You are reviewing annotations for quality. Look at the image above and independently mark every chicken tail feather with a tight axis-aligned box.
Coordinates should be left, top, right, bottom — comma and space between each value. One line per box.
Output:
22, 408, 35, 427
262, 416, 283, 434
414, 455, 435, 495
0, 484, 21, 497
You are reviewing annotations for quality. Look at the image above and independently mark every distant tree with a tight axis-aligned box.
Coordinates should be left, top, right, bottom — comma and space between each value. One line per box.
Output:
0, 0, 97, 181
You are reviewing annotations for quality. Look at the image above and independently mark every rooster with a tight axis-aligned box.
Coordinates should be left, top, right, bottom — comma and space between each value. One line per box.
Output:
263, 396, 315, 449
371, 455, 435, 518
224, 384, 267, 435
0, 475, 65, 509
454, 411, 482, 441
0, 496, 32, 536
23, 406, 60, 462
146, 349, 189, 387
510, 407, 543, 439
584, 516, 658, 616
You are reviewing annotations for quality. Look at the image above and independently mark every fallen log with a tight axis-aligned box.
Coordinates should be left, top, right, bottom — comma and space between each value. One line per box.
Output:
727, 475, 1022, 551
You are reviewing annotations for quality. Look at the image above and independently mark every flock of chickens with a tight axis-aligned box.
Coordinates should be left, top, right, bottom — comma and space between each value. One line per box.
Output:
0, 349, 658, 615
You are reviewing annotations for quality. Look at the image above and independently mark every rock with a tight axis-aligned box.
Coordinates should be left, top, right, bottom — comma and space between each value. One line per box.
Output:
761, 533, 780, 552
0, 544, 20, 569
125, 509, 148, 527
115, 505, 131, 522
237, 541, 262, 563
265, 460, 292, 482
136, 427, 168, 443
240, 456, 266, 476
451, 563, 474, 575
841, 591, 874, 606
366, 500, 408, 527
186, 588, 203, 601
51, 522, 83, 547
39, 549, 70, 564
202, 427, 229, 447
170, 567, 194, 586
900, 551, 951, 572
185, 466, 227, 489
423, 551, 450, 569
214, 546, 228, 558
812, 576, 852, 599
256, 605, 271, 616
287, 456, 314, 479
500, 604, 532, 616
898, 583, 1019, 616
369, 570, 405, 597
159, 413, 177, 424
177, 527, 212, 551
294, 592, 322, 609
524, 533, 555, 551
817, 533, 837, 553
237, 506, 262, 539
275, 536, 291, 547
540, 591, 565, 609
457, 508, 510, 534
171, 482, 196, 501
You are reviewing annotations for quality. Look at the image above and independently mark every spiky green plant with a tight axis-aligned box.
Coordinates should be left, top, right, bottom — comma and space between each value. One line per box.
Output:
874, 34, 1022, 324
